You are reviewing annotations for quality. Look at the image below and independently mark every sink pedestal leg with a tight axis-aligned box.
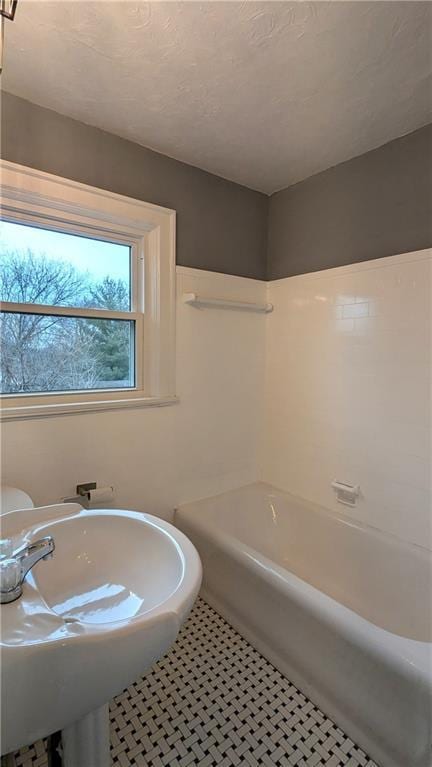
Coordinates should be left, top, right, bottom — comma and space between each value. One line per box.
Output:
62, 704, 110, 767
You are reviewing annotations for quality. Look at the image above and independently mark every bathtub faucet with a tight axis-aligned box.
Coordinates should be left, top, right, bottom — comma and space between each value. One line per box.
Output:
0, 536, 55, 604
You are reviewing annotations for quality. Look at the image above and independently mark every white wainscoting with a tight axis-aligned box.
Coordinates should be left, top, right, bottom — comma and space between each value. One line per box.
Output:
0, 267, 266, 519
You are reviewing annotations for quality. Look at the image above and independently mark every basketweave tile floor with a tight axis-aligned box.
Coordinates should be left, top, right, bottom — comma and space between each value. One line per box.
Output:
11, 598, 378, 767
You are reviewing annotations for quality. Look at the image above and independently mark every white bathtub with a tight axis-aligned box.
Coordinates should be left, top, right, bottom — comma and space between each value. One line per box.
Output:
175, 482, 432, 767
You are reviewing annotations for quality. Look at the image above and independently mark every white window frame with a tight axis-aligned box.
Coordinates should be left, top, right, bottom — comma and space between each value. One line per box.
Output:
0, 161, 177, 421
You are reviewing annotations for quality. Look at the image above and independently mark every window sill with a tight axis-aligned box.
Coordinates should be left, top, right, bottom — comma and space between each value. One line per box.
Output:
0, 395, 179, 422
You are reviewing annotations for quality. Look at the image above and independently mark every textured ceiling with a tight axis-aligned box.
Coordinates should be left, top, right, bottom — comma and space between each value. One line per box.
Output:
3, 1, 432, 194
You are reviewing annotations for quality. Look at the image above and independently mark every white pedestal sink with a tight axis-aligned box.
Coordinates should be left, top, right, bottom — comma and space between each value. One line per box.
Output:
0, 502, 202, 764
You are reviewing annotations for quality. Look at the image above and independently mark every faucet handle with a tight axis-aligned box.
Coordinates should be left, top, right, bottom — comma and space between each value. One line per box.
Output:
0, 557, 21, 596
1, 536, 55, 604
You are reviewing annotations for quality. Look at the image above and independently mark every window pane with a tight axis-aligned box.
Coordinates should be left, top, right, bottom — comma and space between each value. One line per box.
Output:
0, 312, 135, 394
0, 220, 131, 311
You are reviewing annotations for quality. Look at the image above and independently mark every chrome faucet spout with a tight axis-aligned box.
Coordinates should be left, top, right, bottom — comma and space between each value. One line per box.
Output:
15, 536, 55, 579
0, 536, 55, 604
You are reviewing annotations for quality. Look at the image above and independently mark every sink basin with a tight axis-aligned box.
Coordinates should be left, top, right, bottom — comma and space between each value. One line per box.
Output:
33, 511, 189, 625
0, 502, 202, 756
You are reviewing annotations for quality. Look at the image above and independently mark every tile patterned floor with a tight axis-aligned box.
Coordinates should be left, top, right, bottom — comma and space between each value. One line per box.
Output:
10, 598, 378, 767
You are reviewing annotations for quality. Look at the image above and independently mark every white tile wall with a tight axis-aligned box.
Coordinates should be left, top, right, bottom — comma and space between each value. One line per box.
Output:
1, 267, 266, 519
262, 250, 432, 549
2, 252, 430, 549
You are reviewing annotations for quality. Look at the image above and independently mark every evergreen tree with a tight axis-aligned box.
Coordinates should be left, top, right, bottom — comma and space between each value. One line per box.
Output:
85, 277, 131, 383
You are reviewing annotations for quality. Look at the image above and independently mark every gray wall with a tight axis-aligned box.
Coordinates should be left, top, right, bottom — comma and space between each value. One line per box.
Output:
1, 93, 268, 280
267, 124, 432, 279
2, 93, 431, 282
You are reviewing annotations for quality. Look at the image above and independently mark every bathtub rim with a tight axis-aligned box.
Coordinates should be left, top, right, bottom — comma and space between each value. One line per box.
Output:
178, 480, 432, 556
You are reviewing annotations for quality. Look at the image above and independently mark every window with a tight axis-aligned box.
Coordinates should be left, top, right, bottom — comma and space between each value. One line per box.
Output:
0, 162, 176, 420
1, 221, 137, 395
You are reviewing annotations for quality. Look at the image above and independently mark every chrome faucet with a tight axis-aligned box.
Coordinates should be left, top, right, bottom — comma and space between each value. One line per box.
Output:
0, 536, 55, 604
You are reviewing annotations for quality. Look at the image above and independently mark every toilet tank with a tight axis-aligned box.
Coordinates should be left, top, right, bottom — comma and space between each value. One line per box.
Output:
0, 486, 34, 514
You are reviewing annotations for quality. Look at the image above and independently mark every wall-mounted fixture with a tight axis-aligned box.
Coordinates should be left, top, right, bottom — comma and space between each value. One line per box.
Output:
62, 483, 115, 507
183, 292, 273, 314
0, 0, 17, 20
331, 480, 360, 507
0, 0, 18, 73
77, 482, 115, 506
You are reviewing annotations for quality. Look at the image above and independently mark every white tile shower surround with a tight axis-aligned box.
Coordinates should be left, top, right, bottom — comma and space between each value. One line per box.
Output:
263, 249, 432, 549
10, 599, 377, 767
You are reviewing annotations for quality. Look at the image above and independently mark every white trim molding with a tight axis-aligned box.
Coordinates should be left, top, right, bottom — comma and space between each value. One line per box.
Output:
0, 161, 177, 421
0, 396, 180, 422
